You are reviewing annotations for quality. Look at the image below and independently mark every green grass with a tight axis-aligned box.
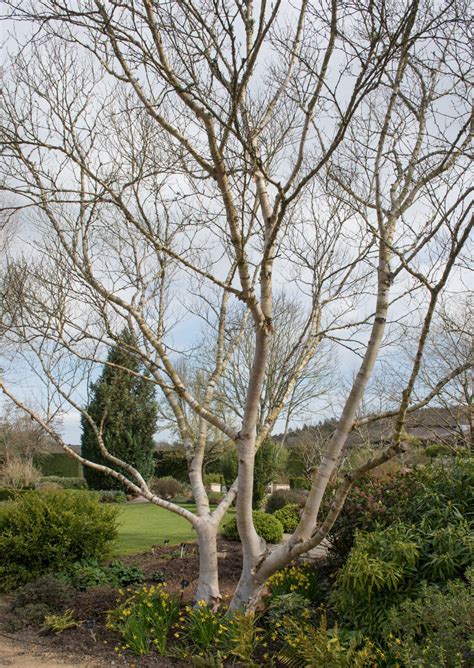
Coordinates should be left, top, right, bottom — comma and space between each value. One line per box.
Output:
113, 503, 234, 556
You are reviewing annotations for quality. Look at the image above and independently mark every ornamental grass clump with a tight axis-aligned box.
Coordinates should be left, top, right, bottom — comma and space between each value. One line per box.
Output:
107, 584, 180, 656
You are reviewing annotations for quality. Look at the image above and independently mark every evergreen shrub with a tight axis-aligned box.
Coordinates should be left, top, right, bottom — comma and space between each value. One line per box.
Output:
0, 490, 118, 591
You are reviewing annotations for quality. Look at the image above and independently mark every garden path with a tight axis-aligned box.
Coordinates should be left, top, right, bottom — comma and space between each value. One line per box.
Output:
0, 634, 102, 667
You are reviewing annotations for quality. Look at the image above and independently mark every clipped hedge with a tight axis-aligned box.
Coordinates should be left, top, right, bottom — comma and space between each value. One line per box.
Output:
0, 490, 118, 591
35, 452, 82, 477
274, 504, 300, 533
38, 476, 87, 490
222, 511, 283, 543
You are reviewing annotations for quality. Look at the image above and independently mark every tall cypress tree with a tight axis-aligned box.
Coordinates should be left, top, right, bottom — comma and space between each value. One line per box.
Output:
81, 331, 157, 490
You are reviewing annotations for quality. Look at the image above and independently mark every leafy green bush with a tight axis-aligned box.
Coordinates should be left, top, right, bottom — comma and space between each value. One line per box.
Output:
14, 603, 51, 627
273, 504, 300, 532
107, 584, 180, 655
222, 511, 283, 543
97, 489, 128, 503
204, 473, 223, 485
59, 558, 144, 589
326, 458, 473, 567
14, 575, 74, 611
266, 592, 311, 624
253, 511, 283, 543
385, 571, 474, 667
34, 481, 64, 491
424, 443, 453, 459
0, 490, 118, 591
39, 476, 87, 489
151, 476, 184, 500
331, 517, 473, 636
207, 491, 224, 505
221, 515, 241, 541
266, 489, 307, 514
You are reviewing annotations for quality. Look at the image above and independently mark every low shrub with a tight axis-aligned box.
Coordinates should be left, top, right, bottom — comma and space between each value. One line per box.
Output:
59, 558, 144, 590
326, 457, 473, 567
207, 491, 224, 505
204, 473, 223, 485
151, 476, 184, 500
34, 481, 63, 491
0, 490, 118, 591
331, 516, 473, 636
424, 443, 453, 459
266, 592, 311, 623
14, 603, 51, 627
253, 511, 283, 543
38, 476, 87, 490
289, 476, 312, 490
221, 517, 238, 541
97, 489, 127, 504
385, 570, 474, 667
107, 584, 180, 655
273, 503, 300, 532
14, 575, 74, 611
265, 488, 307, 514
222, 511, 283, 543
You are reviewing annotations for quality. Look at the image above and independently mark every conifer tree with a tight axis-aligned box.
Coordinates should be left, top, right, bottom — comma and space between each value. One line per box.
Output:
81, 331, 157, 490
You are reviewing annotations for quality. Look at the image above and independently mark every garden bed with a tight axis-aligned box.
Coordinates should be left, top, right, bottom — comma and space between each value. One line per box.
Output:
0, 541, 243, 667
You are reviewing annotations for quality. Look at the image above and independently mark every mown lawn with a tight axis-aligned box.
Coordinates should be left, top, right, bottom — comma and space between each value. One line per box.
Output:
114, 503, 234, 555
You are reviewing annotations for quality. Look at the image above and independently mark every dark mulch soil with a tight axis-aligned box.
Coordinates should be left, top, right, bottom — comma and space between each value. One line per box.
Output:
0, 541, 243, 667
121, 539, 242, 604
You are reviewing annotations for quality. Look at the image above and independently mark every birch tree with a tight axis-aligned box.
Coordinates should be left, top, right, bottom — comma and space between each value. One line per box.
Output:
0, 0, 472, 609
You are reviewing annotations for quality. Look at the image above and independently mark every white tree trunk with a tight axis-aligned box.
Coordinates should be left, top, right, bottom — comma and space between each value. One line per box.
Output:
194, 519, 221, 607
229, 567, 265, 611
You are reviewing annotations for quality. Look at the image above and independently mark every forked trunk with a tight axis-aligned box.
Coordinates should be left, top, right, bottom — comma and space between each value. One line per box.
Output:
228, 550, 268, 611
